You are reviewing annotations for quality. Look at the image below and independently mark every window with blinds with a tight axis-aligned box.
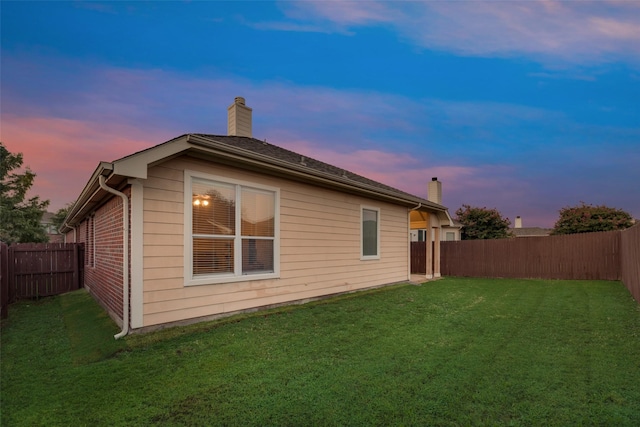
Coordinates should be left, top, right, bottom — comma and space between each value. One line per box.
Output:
188, 173, 279, 284
241, 188, 275, 274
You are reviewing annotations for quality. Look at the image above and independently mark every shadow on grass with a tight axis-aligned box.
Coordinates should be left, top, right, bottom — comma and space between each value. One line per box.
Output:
58, 289, 128, 365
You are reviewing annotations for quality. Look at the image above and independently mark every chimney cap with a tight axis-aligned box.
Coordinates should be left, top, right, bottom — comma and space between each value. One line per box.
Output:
234, 96, 245, 105
432, 177, 438, 181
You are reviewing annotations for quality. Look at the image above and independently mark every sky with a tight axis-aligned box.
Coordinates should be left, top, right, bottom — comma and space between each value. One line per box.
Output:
2, 1, 639, 228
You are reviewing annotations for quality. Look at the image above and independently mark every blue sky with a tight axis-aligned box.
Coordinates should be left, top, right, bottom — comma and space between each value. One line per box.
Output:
2, 1, 639, 227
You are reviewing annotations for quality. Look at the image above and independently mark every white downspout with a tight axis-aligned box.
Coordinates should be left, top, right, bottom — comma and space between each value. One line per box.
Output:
99, 175, 129, 339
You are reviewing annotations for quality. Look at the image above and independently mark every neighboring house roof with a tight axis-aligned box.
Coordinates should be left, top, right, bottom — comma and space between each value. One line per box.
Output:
41, 212, 55, 224
445, 219, 463, 229
41, 211, 62, 238
511, 227, 552, 237
62, 134, 453, 232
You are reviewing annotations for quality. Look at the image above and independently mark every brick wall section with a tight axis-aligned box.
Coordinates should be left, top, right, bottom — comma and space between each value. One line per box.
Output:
71, 187, 131, 326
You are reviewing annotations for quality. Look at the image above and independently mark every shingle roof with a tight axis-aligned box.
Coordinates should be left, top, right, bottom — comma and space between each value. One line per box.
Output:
511, 227, 552, 237
191, 134, 444, 210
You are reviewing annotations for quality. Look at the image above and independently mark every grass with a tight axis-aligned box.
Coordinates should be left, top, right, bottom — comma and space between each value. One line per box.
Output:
2, 278, 640, 426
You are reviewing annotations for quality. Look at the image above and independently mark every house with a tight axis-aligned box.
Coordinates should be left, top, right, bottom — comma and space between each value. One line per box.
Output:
409, 177, 461, 242
41, 212, 64, 243
61, 97, 453, 336
511, 216, 552, 237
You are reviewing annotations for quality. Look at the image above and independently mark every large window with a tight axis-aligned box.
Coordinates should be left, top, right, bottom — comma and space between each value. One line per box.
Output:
186, 171, 279, 285
361, 206, 380, 260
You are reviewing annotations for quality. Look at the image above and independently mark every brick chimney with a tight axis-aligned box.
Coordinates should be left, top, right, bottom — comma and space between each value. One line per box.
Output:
227, 97, 252, 137
515, 216, 522, 228
428, 177, 442, 205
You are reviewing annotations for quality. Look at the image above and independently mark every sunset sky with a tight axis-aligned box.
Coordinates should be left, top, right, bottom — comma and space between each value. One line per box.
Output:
2, 1, 639, 228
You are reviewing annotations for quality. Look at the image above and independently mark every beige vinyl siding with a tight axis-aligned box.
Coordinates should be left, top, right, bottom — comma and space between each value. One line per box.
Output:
141, 156, 409, 327
142, 165, 185, 300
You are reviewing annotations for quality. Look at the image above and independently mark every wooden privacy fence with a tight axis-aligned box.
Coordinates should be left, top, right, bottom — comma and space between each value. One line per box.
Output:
410, 242, 427, 274
620, 224, 640, 303
441, 224, 640, 304
1, 242, 8, 319
441, 231, 621, 280
1, 243, 84, 319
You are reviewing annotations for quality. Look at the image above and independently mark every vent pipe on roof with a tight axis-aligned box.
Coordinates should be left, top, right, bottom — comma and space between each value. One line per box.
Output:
228, 96, 252, 137
428, 177, 442, 205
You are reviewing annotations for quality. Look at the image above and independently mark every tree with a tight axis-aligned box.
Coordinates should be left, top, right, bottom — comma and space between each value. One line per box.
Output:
50, 202, 74, 234
455, 204, 513, 240
552, 202, 633, 235
0, 142, 50, 244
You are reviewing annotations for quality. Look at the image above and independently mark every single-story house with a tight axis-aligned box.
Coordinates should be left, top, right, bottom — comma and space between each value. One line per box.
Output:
61, 97, 453, 336
41, 211, 64, 243
511, 216, 552, 237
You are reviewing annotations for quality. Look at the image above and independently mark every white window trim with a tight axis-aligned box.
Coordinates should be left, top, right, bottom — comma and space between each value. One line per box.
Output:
184, 169, 280, 286
360, 205, 380, 261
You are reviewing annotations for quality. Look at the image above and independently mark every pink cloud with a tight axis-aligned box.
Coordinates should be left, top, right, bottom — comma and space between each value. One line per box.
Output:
277, 138, 493, 203
1, 114, 169, 211
4, 58, 629, 229
264, 137, 562, 225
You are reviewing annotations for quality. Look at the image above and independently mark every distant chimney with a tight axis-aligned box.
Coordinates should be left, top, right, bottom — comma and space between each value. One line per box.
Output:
515, 216, 522, 228
228, 96, 252, 137
427, 177, 442, 205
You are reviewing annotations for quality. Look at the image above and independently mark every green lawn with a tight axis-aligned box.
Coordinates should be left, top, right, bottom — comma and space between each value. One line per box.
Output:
2, 278, 639, 426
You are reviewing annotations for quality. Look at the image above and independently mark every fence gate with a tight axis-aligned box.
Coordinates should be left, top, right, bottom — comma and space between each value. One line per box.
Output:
411, 241, 427, 274
1, 243, 84, 318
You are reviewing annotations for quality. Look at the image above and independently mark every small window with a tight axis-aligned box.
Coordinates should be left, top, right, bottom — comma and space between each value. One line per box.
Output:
91, 215, 96, 267
446, 232, 456, 241
361, 206, 380, 260
85, 216, 95, 267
